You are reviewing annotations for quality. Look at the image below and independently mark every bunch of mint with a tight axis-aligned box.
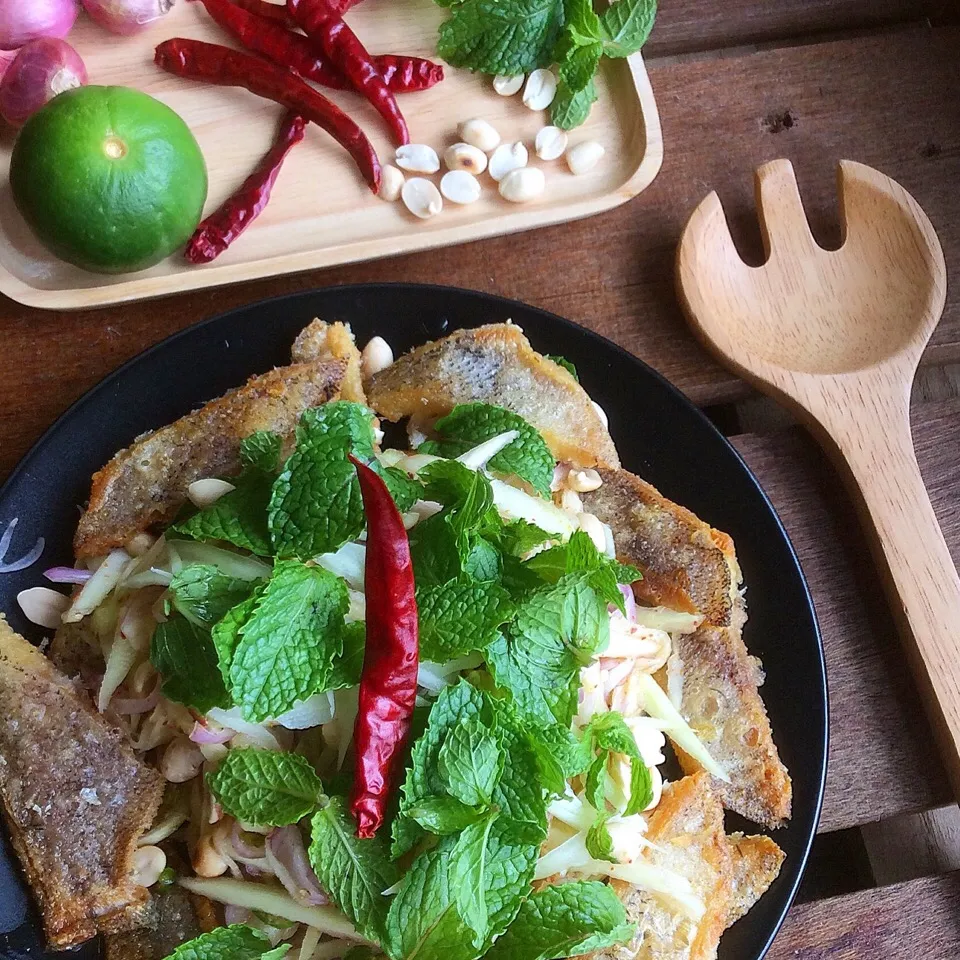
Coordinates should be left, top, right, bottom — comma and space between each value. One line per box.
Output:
437, 0, 657, 129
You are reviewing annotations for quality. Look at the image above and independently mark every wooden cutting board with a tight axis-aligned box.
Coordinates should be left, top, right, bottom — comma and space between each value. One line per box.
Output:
0, 0, 662, 310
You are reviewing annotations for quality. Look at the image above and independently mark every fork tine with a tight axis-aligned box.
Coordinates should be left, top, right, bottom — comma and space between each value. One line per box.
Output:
754, 159, 820, 261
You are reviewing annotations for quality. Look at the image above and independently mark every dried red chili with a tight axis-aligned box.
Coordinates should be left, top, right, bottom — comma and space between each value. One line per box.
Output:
287, 0, 410, 146
233, 0, 360, 26
154, 38, 380, 193
194, 0, 442, 94
185, 112, 305, 265
347, 454, 419, 839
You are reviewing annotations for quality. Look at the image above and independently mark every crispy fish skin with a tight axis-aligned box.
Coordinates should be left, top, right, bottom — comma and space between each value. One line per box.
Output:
592, 773, 733, 960
582, 468, 792, 829
723, 833, 785, 928
104, 887, 210, 960
365, 323, 621, 469
73, 358, 349, 558
0, 617, 164, 949
291, 319, 367, 405
582, 468, 737, 626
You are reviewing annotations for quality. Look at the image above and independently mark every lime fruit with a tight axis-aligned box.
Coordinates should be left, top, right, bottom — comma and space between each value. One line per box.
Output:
9, 85, 208, 274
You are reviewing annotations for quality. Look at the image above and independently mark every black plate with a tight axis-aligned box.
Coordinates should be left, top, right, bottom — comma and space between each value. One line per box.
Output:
0, 284, 827, 960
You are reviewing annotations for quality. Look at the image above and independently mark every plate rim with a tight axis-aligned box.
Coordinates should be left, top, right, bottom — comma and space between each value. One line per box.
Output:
0, 281, 827, 960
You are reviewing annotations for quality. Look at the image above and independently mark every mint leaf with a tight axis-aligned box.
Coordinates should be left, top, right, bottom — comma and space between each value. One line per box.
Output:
485, 881, 634, 960
431, 404, 556, 497
525, 530, 633, 612
417, 578, 514, 661
169, 564, 256, 626
551, 77, 597, 129
174, 471, 275, 556
241, 430, 283, 471
489, 703, 548, 843
228, 560, 349, 721
383, 840, 478, 960
495, 520, 553, 558
584, 711, 653, 816
437, 0, 564, 76
211, 588, 263, 685
420, 460, 496, 533
585, 812, 616, 862
371, 462, 423, 513
439, 715, 504, 807
150, 614, 230, 713
207, 747, 324, 826
544, 355, 579, 381
600, 0, 657, 57
406, 796, 488, 835
489, 575, 608, 726
562, 0, 602, 40
268, 403, 376, 559
162, 924, 290, 960
559, 40, 603, 93
524, 723, 591, 795
394, 680, 490, 858
309, 796, 399, 943
328, 619, 366, 690
450, 812, 499, 946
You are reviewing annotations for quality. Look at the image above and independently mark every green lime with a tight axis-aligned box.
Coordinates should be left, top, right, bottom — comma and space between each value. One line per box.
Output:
10, 85, 208, 274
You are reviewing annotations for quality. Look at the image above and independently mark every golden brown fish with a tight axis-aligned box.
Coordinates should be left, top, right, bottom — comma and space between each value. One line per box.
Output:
291, 319, 366, 405
365, 323, 620, 469
73, 358, 351, 559
723, 833, 785, 928
592, 773, 732, 960
0, 617, 164, 948
581, 469, 792, 829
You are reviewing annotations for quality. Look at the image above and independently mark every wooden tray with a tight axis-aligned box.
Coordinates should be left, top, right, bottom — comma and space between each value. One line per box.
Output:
0, 0, 662, 310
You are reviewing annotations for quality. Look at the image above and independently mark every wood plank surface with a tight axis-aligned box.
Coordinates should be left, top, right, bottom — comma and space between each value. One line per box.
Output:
647, 0, 925, 57
768, 870, 960, 958
733, 428, 952, 830
2, 28, 960, 475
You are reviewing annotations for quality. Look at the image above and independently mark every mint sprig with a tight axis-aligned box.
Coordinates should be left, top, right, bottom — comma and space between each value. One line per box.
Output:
161, 924, 291, 960
417, 578, 515, 661
206, 747, 325, 827
150, 614, 230, 714
169, 564, 257, 627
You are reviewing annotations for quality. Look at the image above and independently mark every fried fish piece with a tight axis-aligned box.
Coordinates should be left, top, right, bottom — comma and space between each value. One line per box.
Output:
724, 833, 785, 928
291, 319, 366, 405
0, 617, 164, 949
581, 468, 792, 829
73, 358, 350, 558
365, 323, 620, 469
581, 468, 738, 626
593, 773, 733, 960
672, 614, 792, 829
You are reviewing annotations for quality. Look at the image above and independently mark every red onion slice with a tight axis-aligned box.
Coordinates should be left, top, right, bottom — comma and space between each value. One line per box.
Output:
44, 565, 93, 584
616, 583, 637, 622
112, 688, 160, 715
232, 821, 267, 860
266, 826, 328, 906
190, 720, 234, 745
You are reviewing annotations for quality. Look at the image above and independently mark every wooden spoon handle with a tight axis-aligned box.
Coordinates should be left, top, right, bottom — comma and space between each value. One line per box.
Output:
824, 392, 960, 797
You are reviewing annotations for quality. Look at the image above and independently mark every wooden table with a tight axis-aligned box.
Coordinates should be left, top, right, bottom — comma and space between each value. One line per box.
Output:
3, 2, 960, 956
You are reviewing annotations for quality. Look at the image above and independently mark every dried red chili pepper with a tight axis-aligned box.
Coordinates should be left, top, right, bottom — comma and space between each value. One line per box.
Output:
185, 112, 305, 265
347, 454, 419, 839
155, 38, 380, 193
194, 0, 442, 94
233, 0, 360, 26
287, 0, 410, 146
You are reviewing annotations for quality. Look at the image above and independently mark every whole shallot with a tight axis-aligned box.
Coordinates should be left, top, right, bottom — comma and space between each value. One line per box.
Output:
82, 0, 175, 35
0, 38, 86, 127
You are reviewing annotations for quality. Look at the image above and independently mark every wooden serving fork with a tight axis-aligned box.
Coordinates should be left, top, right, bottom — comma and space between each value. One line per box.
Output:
675, 159, 960, 796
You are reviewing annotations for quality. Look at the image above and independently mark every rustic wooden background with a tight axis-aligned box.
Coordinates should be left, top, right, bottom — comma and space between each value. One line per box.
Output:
2, 1, 960, 956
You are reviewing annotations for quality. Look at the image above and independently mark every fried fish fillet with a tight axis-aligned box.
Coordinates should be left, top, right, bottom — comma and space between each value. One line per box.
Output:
593, 773, 732, 960
104, 886, 210, 960
291, 319, 366, 405
723, 833, 785, 928
73, 358, 351, 558
365, 323, 621, 469
581, 469, 792, 829
0, 617, 164, 949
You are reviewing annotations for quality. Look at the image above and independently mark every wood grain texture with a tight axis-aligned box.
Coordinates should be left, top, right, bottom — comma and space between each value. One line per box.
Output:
678, 156, 960, 803
3, 27, 960, 474
861, 804, 960, 885
647, 0, 926, 57
732, 429, 952, 830
0, 1, 662, 309
768, 870, 960, 958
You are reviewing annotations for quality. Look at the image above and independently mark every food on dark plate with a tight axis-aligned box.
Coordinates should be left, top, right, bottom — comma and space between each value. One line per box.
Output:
1, 321, 789, 960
